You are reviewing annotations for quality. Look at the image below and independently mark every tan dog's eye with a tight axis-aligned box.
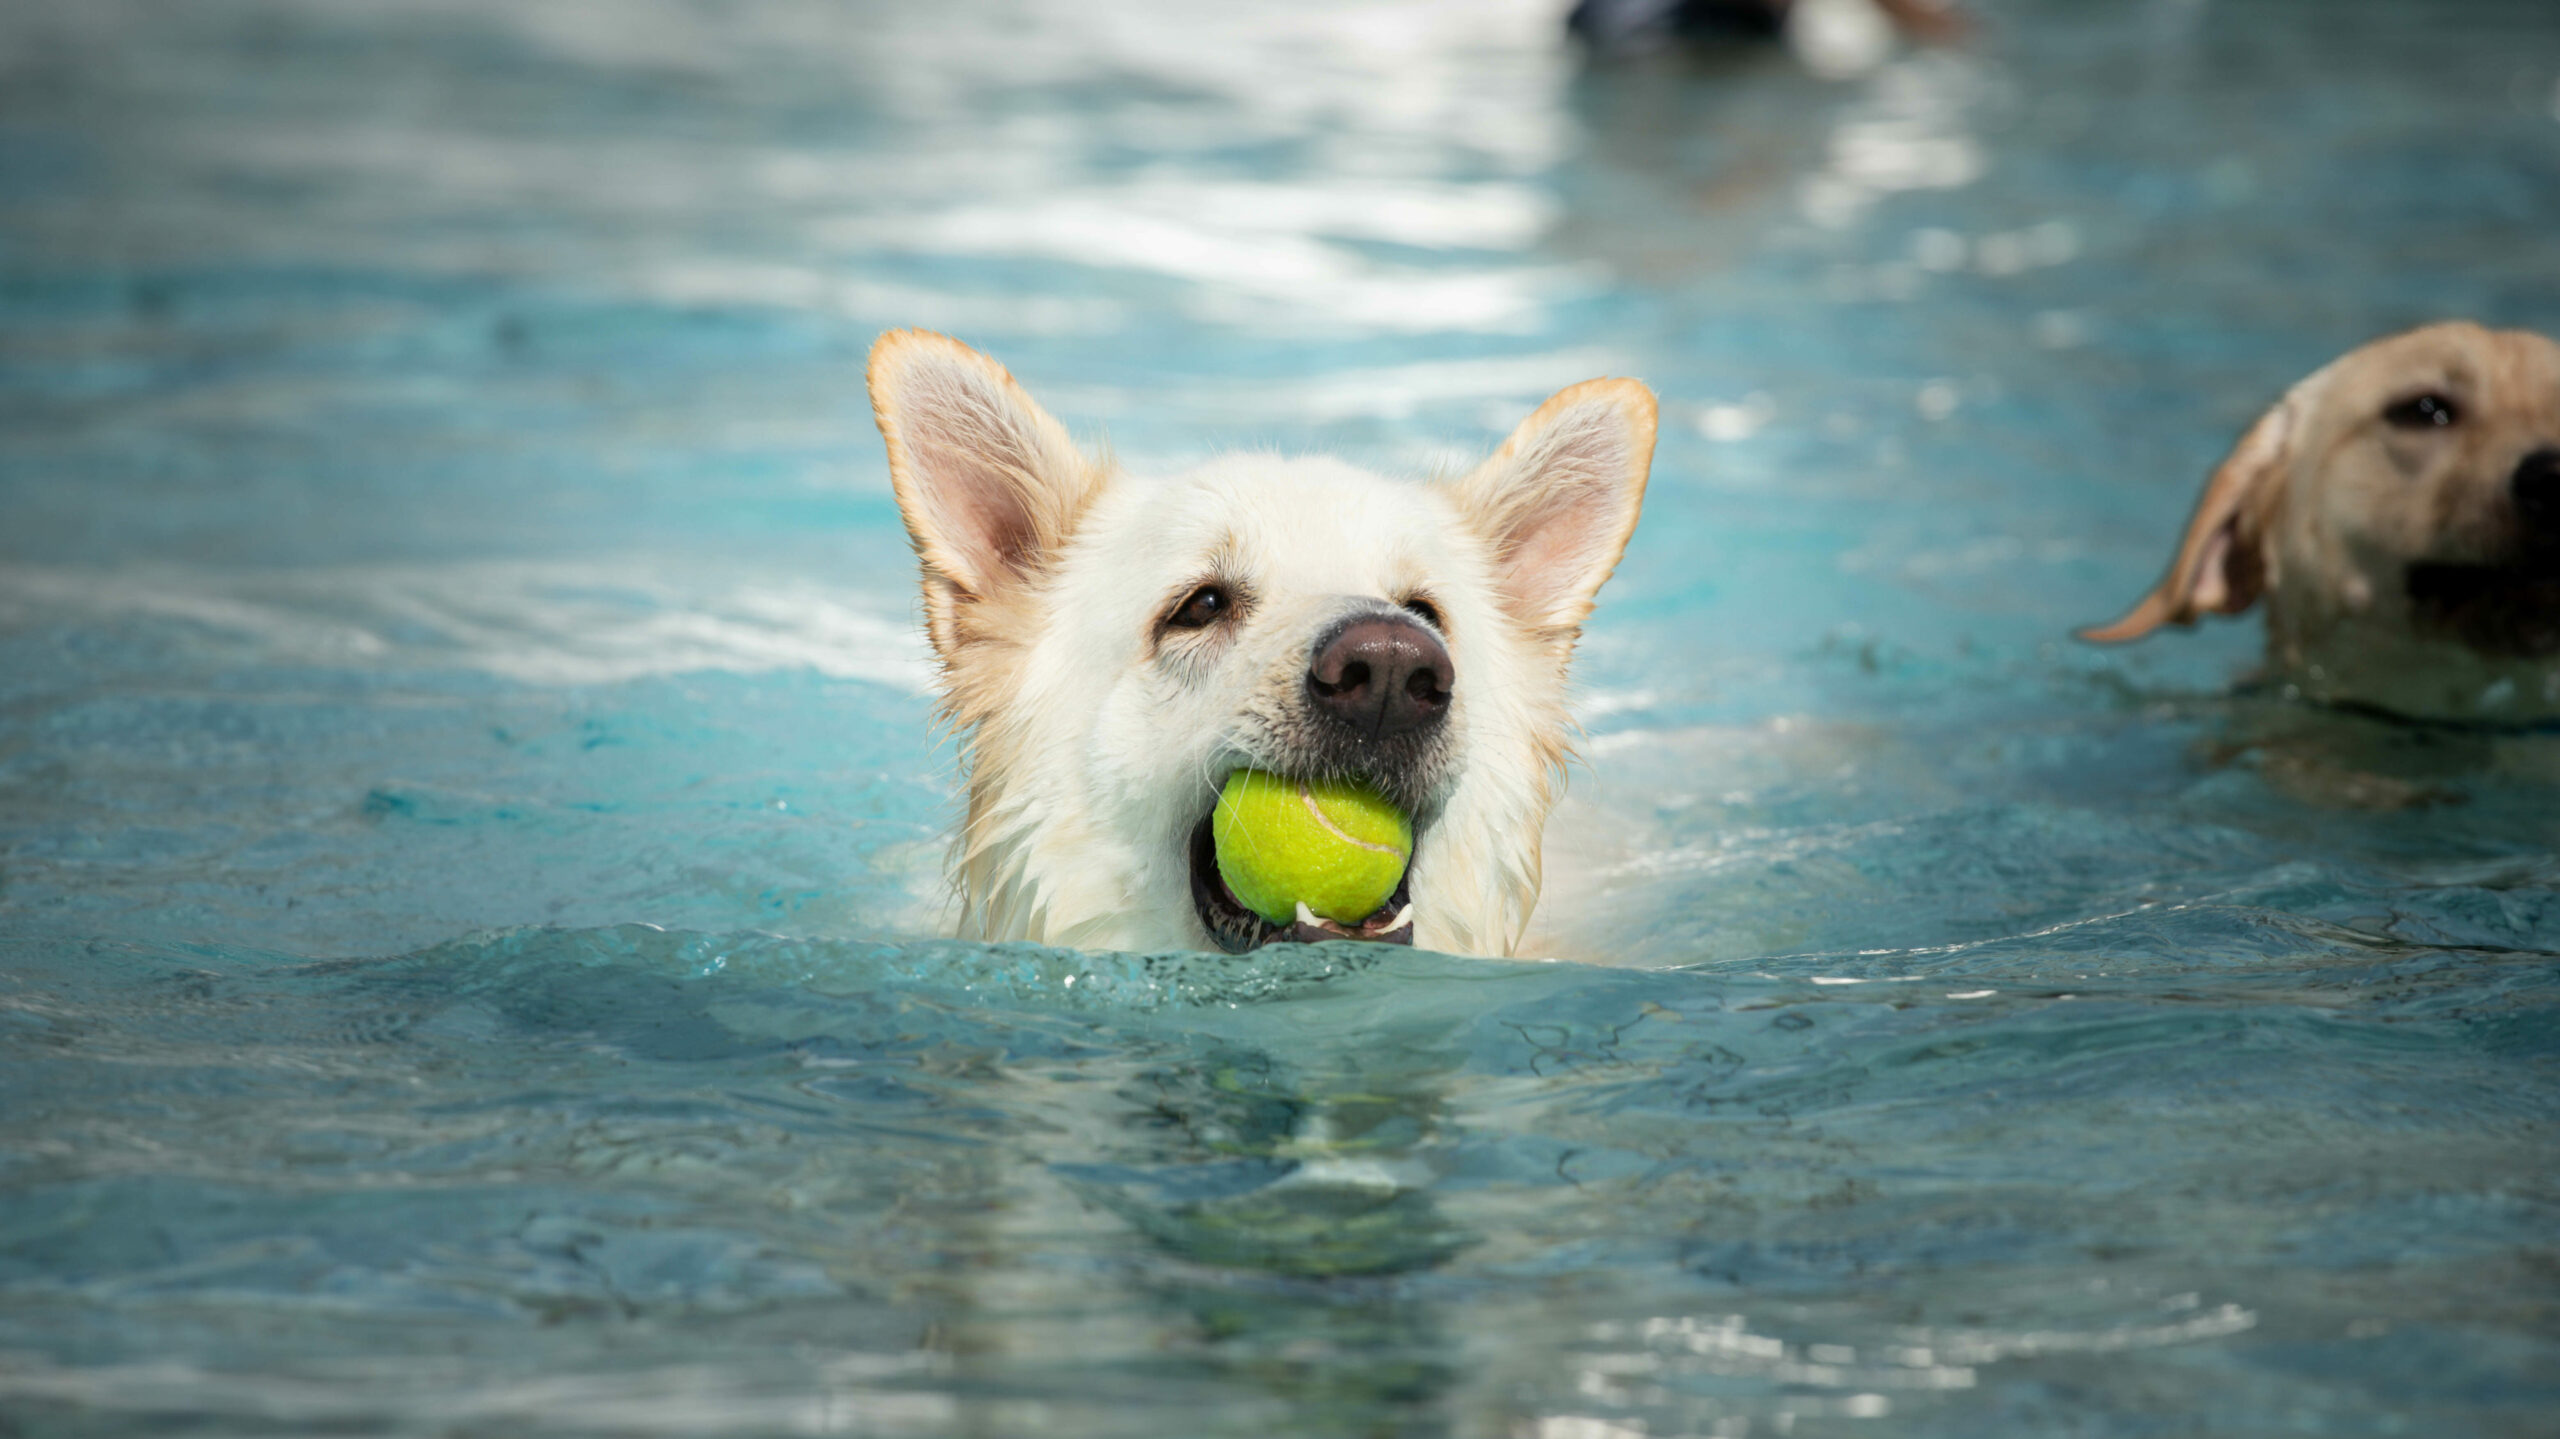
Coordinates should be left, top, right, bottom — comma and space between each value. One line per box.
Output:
1402, 596, 1443, 630
1166, 584, 1230, 630
2382, 393, 2461, 429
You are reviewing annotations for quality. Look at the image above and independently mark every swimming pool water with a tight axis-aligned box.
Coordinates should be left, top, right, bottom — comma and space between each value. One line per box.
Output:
2, 0, 2557, 1433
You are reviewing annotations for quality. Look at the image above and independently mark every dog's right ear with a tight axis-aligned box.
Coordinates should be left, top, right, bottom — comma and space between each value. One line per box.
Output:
2078, 395, 2299, 644
868, 330, 1102, 658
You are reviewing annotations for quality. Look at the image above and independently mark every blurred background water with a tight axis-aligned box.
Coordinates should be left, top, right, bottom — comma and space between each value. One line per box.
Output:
3, 0, 2559, 1434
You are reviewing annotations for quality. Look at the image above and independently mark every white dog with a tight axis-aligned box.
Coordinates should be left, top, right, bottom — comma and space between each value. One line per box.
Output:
2083, 321, 2560, 722
867, 330, 1655, 956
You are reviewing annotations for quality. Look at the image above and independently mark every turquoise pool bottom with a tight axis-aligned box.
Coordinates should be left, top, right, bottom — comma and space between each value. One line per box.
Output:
5, 858, 2557, 1435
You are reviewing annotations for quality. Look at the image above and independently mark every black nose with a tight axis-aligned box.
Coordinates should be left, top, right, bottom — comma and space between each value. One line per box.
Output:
1307, 614, 1453, 741
2518, 448, 2560, 538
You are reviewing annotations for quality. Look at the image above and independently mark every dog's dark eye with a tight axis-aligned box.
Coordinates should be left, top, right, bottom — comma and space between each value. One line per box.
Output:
1402, 597, 1443, 630
2383, 393, 2461, 429
1167, 584, 1229, 630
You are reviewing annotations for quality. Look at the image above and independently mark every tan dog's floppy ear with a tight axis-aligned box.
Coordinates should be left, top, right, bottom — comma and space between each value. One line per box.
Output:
1443, 378, 1658, 640
2079, 394, 2300, 644
868, 330, 1103, 658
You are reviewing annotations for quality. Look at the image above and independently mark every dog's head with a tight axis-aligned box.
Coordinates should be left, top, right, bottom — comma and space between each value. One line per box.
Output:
2082, 321, 2560, 716
869, 330, 1655, 955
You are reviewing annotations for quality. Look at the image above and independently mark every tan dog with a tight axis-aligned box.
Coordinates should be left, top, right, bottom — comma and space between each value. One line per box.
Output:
868, 331, 1655, 956
2083, 322, 2560, 722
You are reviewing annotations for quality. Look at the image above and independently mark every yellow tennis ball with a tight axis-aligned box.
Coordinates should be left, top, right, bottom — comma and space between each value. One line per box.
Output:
1212, 770, 1412, 927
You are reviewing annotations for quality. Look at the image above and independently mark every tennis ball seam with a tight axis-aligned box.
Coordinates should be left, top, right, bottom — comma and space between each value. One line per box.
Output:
1299, 782, 1406, 858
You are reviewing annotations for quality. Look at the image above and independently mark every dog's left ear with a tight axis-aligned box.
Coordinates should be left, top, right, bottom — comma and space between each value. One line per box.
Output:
1443, 378, 1657, 639
868, 330, 1103, 658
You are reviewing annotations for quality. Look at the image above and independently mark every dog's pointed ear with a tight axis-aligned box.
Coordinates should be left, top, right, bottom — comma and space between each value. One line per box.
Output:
2079, 393, 2300, 644
1443, 377, 1657, 638
868, 329, 1102, 657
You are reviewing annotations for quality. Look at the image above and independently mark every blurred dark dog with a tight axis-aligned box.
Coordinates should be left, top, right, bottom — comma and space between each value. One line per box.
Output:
2084, 322, 2560, 726
1568, 0, 1965, 56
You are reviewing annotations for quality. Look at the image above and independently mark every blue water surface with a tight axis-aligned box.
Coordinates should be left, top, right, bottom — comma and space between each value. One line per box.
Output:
3, 1, 2559, 1434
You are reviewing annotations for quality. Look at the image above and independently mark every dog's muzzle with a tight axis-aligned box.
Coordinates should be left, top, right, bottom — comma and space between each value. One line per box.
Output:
2400, 446, 2560, 659
1187, 605, 1454, 954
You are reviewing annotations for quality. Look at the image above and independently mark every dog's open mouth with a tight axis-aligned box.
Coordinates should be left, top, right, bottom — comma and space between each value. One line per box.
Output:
1188, 811, 1416, 953
2405, 557, 2560, 659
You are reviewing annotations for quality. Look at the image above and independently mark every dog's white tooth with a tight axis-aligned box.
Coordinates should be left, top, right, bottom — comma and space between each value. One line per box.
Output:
1296, 901, 1320, 928
1383, 904, 1414, 932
